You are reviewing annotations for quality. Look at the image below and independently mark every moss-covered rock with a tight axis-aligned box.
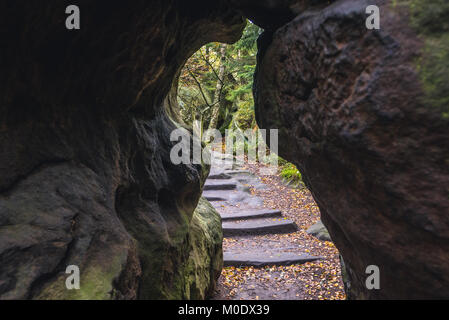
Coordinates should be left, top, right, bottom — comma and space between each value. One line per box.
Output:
306, 220, 331, 242
279, 162, 304, 189
0, 1, 240, 300
255, 0, 449, 299
408, 0, 449, 33
408, 0, 449, 118
184, 197, 223, 300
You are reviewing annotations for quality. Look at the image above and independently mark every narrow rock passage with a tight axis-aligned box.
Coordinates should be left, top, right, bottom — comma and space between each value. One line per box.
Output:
207, 151, 346, 300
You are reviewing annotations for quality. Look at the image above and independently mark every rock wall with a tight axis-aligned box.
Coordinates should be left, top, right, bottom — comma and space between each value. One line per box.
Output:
0, 0, 244, 299
1, 0, 448, 300
185, 197, 224, 299
254, 0, 449, 299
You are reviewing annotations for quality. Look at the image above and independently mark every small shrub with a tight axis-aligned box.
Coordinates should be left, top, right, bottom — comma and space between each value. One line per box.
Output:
279, 162, 304, 188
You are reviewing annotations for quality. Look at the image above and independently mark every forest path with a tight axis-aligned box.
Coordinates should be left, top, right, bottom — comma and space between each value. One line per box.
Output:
206, 151, 346, 300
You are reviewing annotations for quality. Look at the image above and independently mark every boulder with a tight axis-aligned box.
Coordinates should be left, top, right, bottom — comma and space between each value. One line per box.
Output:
1, 0, 448, 301
255, 0, 449, 299
307, 220, 332, 242
0, 1, 244, 300
185, 198, 223, 300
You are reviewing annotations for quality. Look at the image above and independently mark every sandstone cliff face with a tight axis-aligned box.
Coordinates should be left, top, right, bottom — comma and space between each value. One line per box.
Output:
254, 0, 449, 299
0, 0, 243, 299
185, 197, 223, 299
1, 0, 448, 300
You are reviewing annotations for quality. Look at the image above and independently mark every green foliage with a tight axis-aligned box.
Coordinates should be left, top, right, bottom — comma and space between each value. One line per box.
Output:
233, 101, 255, 130
226, 23, 260, 130
409, 0, 449, 34
408, 0, 449, 118
225, 126, 252, 157
280, 162, 303, 183
178, 85, 212, 124
277, 156, 290, 167
416, 35, 449, 118
276, 156, 304, 188
178, 21, 262, 132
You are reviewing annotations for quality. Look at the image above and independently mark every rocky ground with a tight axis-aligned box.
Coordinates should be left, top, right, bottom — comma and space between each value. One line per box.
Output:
207, 153, 346, 300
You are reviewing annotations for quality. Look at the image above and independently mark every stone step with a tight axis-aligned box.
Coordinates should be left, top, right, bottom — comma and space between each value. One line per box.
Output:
204, 180, 237, 191
203, 190, 229, 202
211, 156, 243, 163
203, 190, 255, 203
220, 209, 282, 221
208, 172, 232, 180
211, 164, 242, 171
224, 170, 252, 176
211, 158, 243, 164
211, 152, 235, 161
223, 252, 322, 267
222, 219, 297, 237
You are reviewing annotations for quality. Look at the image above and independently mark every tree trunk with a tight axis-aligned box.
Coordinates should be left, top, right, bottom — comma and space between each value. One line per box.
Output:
208, 43, 227, 131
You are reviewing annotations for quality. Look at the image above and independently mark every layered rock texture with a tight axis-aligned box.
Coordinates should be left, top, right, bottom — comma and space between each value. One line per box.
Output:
0, 0, 242, 299
185, 197, 223, 300
1, 0, 448, 300
255, 0, 449, 299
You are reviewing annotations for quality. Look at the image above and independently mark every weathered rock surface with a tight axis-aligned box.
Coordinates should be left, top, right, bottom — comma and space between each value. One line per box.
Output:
1, 0, 448, 301
222, 218, 298, 236
255, 0, 449, 299
0, 1, 245, 300
185, 197, 223, 300
307, 220, 331, 242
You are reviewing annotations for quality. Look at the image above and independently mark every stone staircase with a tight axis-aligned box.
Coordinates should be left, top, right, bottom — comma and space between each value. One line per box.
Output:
203, 152, 322, 268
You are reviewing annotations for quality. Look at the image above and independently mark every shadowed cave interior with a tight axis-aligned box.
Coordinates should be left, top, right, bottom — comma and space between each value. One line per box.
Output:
0, 0, 448, 300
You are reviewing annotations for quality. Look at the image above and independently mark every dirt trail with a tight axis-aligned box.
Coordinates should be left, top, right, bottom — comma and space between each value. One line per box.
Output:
205, 152, 346, 300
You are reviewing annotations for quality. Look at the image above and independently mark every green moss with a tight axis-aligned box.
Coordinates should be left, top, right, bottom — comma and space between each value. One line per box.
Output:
233, 101, 256, 131
407, 0, 449, 118
279, 162, 304, 188
35, 248, 128, 300
409, 0, 449, 34
184, 197, 223, 300
415, 35, 449, 119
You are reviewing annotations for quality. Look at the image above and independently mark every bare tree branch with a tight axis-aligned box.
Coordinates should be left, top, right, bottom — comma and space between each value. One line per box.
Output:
187, 66, 212, 107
